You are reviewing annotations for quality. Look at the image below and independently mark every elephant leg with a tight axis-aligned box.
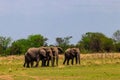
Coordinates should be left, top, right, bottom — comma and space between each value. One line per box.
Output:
77, 54, 80, 64
35, 61, 39, 67
23, 55, 28, 67
41, 60, 44, 67
79, 59, 80, 64
71, 58, 74, 65
75, 56, 78, 64
35, 58, 40, 67
56, 56, 59, 66
47, 60, 50, 66
31, 61, 34, 67
67, 59, 69, 65
53, 57, 55, 66
51, 57, 54, 67
78, 55, 80, 64
41, 59, 46, 67
63, 58, 67, 65
44, 59, 47, 66
23, 62, 26, 67
27, 62, 30, 68
35, 55, 40, 67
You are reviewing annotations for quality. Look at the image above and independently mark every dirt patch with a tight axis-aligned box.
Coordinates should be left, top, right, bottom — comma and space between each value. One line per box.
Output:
0, 55, 24, 61
0, 75, 13, 80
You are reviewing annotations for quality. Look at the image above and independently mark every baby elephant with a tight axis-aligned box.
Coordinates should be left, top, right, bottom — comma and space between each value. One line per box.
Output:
63, 48, 80, 65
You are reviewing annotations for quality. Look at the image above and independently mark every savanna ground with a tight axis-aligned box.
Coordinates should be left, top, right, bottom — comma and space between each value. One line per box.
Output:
0, 53, 120, 80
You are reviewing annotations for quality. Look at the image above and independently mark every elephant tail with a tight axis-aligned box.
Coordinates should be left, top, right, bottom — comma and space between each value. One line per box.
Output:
23, 52, 32, 67
23, 52, 27, 67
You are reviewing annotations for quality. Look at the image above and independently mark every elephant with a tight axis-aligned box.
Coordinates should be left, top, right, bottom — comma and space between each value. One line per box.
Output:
40, 47, 54, 67
72, 48, 80, 64
23, 47, 47, 68
63, 48, 80, 65
50, 46, 63, 66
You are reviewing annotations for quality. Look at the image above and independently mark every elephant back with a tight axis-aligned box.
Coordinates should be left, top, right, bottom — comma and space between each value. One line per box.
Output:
65, 48, 74, 55
27, 48, 40, 57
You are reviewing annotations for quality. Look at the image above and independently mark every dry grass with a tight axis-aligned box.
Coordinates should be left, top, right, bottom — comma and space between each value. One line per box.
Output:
60, 53, 120, 60
80, 53, 120, 59
0, 55, 24, 61
0, 53, 120, 61
0, 75, 13, 80
0, 53, 120, 67
1, 53, 120, 66
0, 53, 120, 80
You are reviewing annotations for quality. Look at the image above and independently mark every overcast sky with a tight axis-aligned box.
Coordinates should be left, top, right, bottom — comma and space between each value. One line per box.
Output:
0, 0, 120, 44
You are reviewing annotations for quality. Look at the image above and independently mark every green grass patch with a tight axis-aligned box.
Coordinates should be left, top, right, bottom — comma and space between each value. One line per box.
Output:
0, 54, 120, 80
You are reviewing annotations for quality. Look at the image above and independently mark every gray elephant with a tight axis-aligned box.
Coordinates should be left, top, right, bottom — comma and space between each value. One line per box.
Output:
23, 47, 47, 68
50, 46, 63, 66
63, 48, 80, 65
40, 47, 54, 67
72, 48, 80, 64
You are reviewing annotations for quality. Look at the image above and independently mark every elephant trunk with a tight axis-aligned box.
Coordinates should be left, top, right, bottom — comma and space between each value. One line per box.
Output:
56, 55, 59, 66
51, 56, 54, 67
78, 53, 80, 64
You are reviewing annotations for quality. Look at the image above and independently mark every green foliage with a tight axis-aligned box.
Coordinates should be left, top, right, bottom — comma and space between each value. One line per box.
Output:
113, 30, 120, 43
56, 36, 72, 51
112, 30, 120, 52
28, 34, 47, 47
102, 38, 114, 52
77, 32, 114, 53
1, 30, 120, 55
10, 39, 29, 55
9, 34, 47, 55
0, 36, 12, 55
114, 42, 120, 52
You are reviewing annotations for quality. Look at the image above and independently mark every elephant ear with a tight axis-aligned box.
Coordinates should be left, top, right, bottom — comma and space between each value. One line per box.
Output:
40, 47, 48, 52
57, 47, 63, 54
75, 48, 80, 53
50, 47, 55, 52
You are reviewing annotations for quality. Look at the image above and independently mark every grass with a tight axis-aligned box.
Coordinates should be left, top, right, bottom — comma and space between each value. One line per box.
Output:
0, 53, 120, 80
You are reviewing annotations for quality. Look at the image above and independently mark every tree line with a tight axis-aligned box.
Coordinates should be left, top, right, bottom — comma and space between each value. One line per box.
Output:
0, 30, 120, 56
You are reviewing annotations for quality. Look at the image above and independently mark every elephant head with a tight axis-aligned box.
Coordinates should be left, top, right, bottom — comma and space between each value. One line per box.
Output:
50, 46, 63, 66
39, 48, 47, 66
40, 47, 54, 67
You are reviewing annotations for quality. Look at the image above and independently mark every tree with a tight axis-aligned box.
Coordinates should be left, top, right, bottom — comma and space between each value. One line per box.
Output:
10, 39, 29, 55
56, 37, 64, 46
114, 42, 120, 52
113, 30, 120, 43
10, 34, 48, 55
102, 38, 114, 52
64, 36, 72, 45
28, 34, 48, 47
56, 36, 72, 51
112, 30, 120, 52
0, 36, 12, 55
77, 32, 114, 53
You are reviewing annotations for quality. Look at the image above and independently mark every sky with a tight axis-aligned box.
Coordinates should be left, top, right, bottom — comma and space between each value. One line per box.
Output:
0, 0, 120, 45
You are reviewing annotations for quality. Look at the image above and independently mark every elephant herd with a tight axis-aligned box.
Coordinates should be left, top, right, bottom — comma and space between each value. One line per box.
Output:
23, 46, 80, 68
